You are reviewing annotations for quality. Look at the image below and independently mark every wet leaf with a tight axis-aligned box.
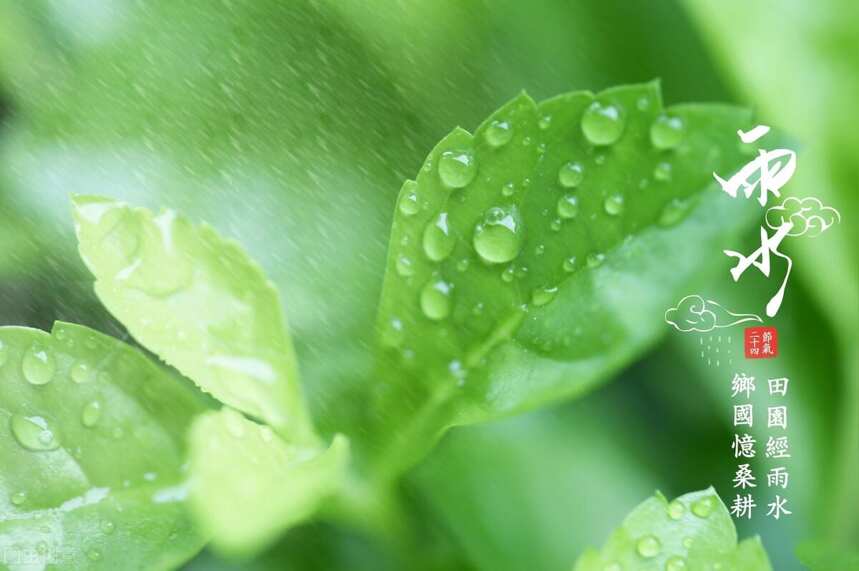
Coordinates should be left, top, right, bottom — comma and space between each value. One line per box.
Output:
188, 409, 349, 555
72, 195, 316, 443
0, 322, 206, 570
372, 82, 768, 475
573, 488, 772, 570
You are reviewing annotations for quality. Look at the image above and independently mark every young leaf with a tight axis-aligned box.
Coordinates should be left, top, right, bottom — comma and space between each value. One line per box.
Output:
0, 322, 206, 569
72, 195, 316, 444
372, 82, 766, 474
188, 409, 349, 555
573, 488, 772, 570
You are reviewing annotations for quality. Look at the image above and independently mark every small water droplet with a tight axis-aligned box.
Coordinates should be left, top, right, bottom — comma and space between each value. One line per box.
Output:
534, 244, 545, 256
636, 535, 661, 558
501, 266, 516, 283
11, 491, 26, 506
522, 136, 532, 146
557, 194, 579, 219
659, 198, 691, 227
665, 556, 687, 571
562, 256, 577, 272
0, 340, 7, 368
35, 541, 48, 555
668, 500, 685, 520
87, 548, 102, 561
650, 115, 685, 150
654, 162, 672, 182
531, 286, 558, 307
549, 219, 562, 232
101, 520, 116, 534
471, 302, 484, 316
558, 161, 584, 188
456, 258, 470, 272
423, 213, 456, 262
71, 361, 95, 384
11, 414, 60, 451
396, 255, 415, 277
502, 182, 515, 197
538, 115, 552, 130
691, 496, 715, 518
586, 252, 605, 269
682, 537, 694, 549
112, 426, 125, 439
473, 205, 523, 264
582, 102, 625, 145
82, 401, 102, 428
603, 194, 625, 216
22, 344, 55, 385
398, 182, 420, 216
420, 279, 452, 321
484, 120, 513, 147
636, 96, 651, 111
381, 317, 405, 348
438, 150, 477, 189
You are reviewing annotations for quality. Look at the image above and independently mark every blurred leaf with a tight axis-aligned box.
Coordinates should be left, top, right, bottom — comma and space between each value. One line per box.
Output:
797, 540, 859, 571
371, 82, 765, 476
72, 195, 316, 443
189, 409, 348, 555
0, 322, 206, 570
573, 488, 772, 570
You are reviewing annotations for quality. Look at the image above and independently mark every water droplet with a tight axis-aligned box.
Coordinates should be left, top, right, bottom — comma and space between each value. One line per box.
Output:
668, 500, 685, 520
11, 414, 60, 451
472, 302, 484, 316
522, 136, 532, 146
0, 340, 7, 368
604, 564, 622, 571
654, 162, 672, 182
563, 256, 577, 272
682, 537, 694, 549
484, 120, 513, 147
665, 556, 687, 571
82, 401, 102, 428
473, 205, 523, 264
381, 317, 405, 348
502, 182, 515, 197
636, 535, 661, 558
22, 344, 55, 385
659, 198, 691, 227
71, 362, 95, 384
582, 102, 625, 145
420, 279, 452, 321
557, 194, 579, 219
438, 150, 477, 189
396, 255, 415, 277
456, 258, 470, 272
501, 266, 516, 283
87, 548, 102, 561
423, 213, 455, 262
399, 182, 420, 216
637, 96, 651, 111
586, 252, 605, 269
35, 541, 48, 555
558, 161, 584, 188
534, 244, 545, 256
603, 194, 624, 216
650, 115, 685, 150
538, 115, 552, 130
101, 520, 116, 534
549, 219, 562, 232
10, 491, 26, 506
691, 496, 714, 518
531, 286, 558, 307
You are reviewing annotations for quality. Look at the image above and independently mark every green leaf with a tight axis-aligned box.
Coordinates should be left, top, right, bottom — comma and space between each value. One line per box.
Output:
372, 82, 766, 475
797, 540, 859, 571
573, 488, 772, 570
0, 321, 206, 570
72, 195, 316, 444
188, 408, 349, 555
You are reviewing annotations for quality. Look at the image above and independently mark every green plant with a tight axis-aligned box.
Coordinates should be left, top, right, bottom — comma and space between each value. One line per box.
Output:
0, 82, 785, 569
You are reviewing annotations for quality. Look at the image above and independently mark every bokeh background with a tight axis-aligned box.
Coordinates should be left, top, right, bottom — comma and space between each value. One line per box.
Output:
0, 1, 855, 570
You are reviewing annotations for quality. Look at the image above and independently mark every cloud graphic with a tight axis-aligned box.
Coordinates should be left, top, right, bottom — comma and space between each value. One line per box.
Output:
765, 196, 841, 237
665, 295, 762, 333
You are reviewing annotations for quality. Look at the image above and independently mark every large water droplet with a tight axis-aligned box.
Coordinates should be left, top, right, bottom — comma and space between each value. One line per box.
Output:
603, 194, 624, 216
691, 496, 714, 518
420, 279, 452, 321
650, 115, 685, 150
395, 255, 415, 277
668, 500, 685, 520
636, 535, 661, 558
399, 181, 420, 216
582, 102, 625, 145
484, 120, 513, 147
659, 198, 691, 227
22, 345, 55, 385
473, 205, 523, 264
438, 150, 477, 189
531, 286, 558, 307
11, 415, 60, 451
423, 213, 455, 262
558, 161, 584, 188
557, 194, 579, 219
665, 556, 687, 571
82, 401, 102, 428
